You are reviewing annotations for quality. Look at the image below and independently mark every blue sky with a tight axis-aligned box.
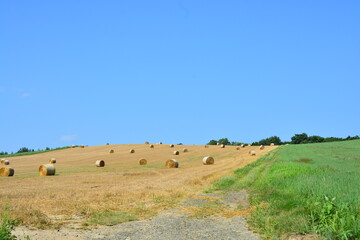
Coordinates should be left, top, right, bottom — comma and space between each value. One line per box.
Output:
1, 1, 359, 152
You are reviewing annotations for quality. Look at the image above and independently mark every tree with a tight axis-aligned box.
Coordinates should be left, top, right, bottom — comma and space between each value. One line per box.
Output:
291, 133, 308, 144
207, 140, 217, 145
218, 138, 230, 145
306, 135, 324, 143
17, 147, 30, 153
258, 136, 282, 145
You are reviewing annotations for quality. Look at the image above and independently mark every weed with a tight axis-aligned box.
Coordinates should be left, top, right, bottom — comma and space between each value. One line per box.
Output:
0, 211, 17, 240
308, 196, 360, 239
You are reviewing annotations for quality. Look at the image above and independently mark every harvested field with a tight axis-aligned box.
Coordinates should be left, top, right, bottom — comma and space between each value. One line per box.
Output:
0, 144, 276, 228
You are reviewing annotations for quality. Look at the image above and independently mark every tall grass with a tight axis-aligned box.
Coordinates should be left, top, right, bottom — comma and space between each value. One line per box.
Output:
212, 140, 360, 239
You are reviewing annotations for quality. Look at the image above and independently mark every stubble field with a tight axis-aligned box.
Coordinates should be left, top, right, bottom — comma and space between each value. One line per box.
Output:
0, 143, 276, 228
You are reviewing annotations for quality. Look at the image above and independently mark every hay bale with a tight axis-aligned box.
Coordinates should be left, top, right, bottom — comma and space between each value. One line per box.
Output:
236, 147, 240, 150
165, 159, 179, 168
129, 149, 135, 153
173, 150, 179, 155
216, 143, 220, 145
220, 144, 225, 148
202, 156, 214, 165
248, 144, 252, 146
71, 145, 75, 148
109, 149, 114, 153
39, 164, 55, 176
80, 145, 85, 148
259, 145, 264, 150
49, 158, 56, 164
145, 141, 149, 144
241, 144, 245, 148
204, 145, 209, 148
149, 144, 154, 148
95, 160, 105, 167
248, 150, 256, 156
139, 158, 147, 165
183, 148, 188, 152
170, 144, 174, 148
0, 167, 14, 177
1, 159, 10, 165
270, 143, 275, 146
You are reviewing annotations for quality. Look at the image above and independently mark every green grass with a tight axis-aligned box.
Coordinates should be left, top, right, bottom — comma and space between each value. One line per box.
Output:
0, 146, 72, 158
88, 211, 137, 226
212, 140, 360, 239
0, 211, 18, 240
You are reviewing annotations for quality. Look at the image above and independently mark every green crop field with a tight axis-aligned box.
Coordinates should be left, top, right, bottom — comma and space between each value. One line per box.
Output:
212, 140, 360, 239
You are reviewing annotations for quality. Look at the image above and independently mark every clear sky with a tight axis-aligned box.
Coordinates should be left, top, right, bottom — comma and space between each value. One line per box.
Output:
1, 1, 359, 152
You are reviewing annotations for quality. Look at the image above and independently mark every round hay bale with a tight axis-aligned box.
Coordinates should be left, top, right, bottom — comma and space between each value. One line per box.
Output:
259, 145, 264, 150
109, 149, 114, 153
220, 144, 225, 148
248, 144, 252, 146
183, 148, 188, 152
80, 145, 85, 148
165, 159, 179, 168
270, 143, 275, 146
216, 142, 220, 145
0, 167, 14, 177
39, 164, 56, 176
139, 158, 147, 165
173, 150, 179, 155
202, 156, 214, 165
149, 144, 154, 148
71, 145, 75, 148
248, 150, 256, 156
1, 159, 10, 165
204, 145, 209, 148
95, 160, 105, 167
49, 158, 56, 164
145, 141, 149, 144
129, 149, 135, 153
236, 147, 240, 150
241, 144, 245, 148
170, 144, 174, 148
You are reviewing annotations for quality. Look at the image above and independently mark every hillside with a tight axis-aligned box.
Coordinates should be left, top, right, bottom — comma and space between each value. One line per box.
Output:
0, 143, 276, 228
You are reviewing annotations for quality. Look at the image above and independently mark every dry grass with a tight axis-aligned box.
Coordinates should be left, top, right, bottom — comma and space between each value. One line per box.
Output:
0, 144, 276, 228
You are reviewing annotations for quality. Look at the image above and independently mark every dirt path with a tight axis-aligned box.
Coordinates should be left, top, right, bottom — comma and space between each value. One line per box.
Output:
14, 191, 260, 240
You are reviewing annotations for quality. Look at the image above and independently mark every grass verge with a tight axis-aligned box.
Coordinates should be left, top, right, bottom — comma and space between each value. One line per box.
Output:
211, 140, 360, 239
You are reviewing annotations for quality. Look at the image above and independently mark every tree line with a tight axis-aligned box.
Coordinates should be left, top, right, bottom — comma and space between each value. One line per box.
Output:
0, 146, 68, 157
208, 134, 360, 146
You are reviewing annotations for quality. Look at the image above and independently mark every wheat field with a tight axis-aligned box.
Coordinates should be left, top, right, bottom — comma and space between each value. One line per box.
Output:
0, 143, 276, 228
